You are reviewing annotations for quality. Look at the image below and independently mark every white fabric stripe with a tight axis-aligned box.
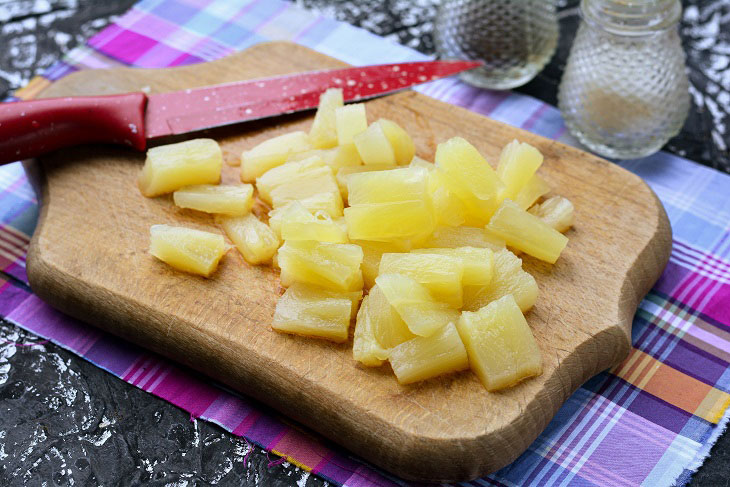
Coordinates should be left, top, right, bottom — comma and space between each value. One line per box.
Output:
669, 257, 730, 285
673, 240, 730, 275
0, 247, 25, 266
0, 238, 25, 260
1, 224, 30, 242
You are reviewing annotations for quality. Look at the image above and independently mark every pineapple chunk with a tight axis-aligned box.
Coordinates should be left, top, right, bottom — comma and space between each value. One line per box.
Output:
514, 174, 551, 210
344, 200, 434, 243
412, 247, 494, 286
281, 205, 348, 244
149, 224, 227, 277
457, 294, 542, 391
256, 156, 326, 205
368, 284, 416, 348
377, 119, 415, 165
528, 196, 574, 233
336, 164, 398, 199
172, 184, 253, 216
219, 214, 279, 265
462, 249, 538, 313
288, 144, 362, 170
335, 104, 368, 145
139, 139, 222, 197
353, 239, 409, 288
278, 240, 363, 291
309, 88, 344, 149
240, 131, 312, 182
269, 171, 342, 212
487, 199, 568, 264
389, 322, 469, 384
379, 253, 464, 307
435, 137, 504, 225
376, 274, 460, 337
268, 202, 314, 239
272, 283, 360, 343
420, 226, 505, 252
347, 167, 428, 205
354, 122, 397, 165
353, 295, 390, 366
409, 156, 433, 169
428, 169, 467, 227
496, 140, 543, 201
292, 191, 344, 218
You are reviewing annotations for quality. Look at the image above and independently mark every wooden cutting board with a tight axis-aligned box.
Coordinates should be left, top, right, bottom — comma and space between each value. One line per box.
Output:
25, 41, 671, 482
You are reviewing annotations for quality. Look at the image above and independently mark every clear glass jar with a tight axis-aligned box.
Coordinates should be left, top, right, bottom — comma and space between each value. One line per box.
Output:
434, 0, 559, 90
558, 0, 690, 159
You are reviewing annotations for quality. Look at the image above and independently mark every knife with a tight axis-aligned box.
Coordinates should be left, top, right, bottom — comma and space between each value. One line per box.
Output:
0, 60, 480, 166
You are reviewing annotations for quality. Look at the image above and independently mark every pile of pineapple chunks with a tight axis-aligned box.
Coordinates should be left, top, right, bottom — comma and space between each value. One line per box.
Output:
139, 88, 574, 392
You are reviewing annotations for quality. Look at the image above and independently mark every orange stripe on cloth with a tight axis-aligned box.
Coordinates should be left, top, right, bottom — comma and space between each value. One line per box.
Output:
614, 348, 730, 423
14, 77, 52, 100
268, 428, 331, 471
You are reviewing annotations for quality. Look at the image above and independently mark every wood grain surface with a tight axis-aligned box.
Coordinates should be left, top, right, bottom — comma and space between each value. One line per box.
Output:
25, 41, 672, 482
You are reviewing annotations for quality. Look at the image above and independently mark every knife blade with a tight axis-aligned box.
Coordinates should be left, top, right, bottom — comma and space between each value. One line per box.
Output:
0, 60, 480, 166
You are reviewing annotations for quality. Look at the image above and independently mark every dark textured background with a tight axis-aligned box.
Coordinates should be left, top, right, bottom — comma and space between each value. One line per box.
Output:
1, 0, 729, 485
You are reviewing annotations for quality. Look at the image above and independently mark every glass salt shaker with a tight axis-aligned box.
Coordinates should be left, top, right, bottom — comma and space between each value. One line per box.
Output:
434, 0, 559, 90
558, 0, 690, 159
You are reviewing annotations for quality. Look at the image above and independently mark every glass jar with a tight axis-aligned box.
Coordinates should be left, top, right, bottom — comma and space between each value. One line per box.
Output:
434, 0, 559, 90
558, 0, 690, 159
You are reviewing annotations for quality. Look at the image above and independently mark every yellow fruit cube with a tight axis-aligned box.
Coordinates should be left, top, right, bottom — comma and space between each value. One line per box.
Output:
288, 144, 363, 171
486, 199, 568, 264
462, 249, 538, 313
240, 131, 312, 182
293, 191, 345, 218
435, 137, 504, 224
496, 140, 543, 201
353, 295, 390, 366
335, 104, 368, 145
428, 169, 467, 227
281, 204, 349, 244
336, 164, 398, 199
528, 196, 574, 233
457, 294, 542, 391
375, 273, 460, 337
412, 247, 494, 286
347, 166, 428, 205
139, 139, 223, 197
268, 202, 314, 239
389, 322, 469, 384
344, 200, 434, 243
377, 119, 415, 165
379, 253, 464, 307
420, 225, 506, 251
219, 214, 280, 265
367, 284, 416, 348
172, 184, 253, 216
278, 240, 363, 291
352, 240, 409, 288
149, 224, 227, 277
309, 88, 344, 149
514, 174, 551, 210
409, 156, 433, 169
354, 122, 397, 165
256, 156, 326, 205
272, 283, 360, 343
270, 171, 343, 213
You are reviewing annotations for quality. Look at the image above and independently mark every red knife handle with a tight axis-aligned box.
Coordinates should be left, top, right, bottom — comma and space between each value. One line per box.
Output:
0, 93, 148, 166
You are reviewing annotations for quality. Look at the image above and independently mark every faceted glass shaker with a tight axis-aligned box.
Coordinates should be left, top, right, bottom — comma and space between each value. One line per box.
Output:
434, 0, 559, 90
558, 0, 690, 159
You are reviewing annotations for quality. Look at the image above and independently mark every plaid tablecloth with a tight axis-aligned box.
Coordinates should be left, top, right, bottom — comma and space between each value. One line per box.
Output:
2, 0, 730, 485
